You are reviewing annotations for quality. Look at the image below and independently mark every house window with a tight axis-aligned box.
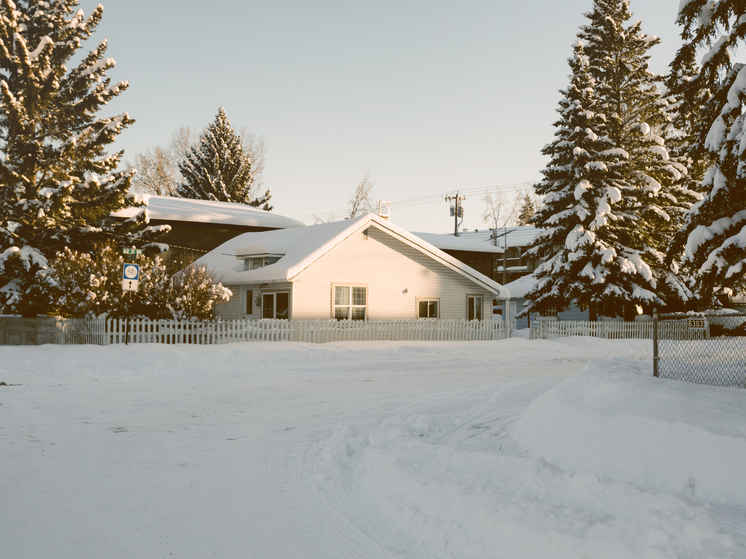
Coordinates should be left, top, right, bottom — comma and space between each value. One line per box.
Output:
417, 299, 439, 319
262, 292, 289, 319
334, 285, 367, 320
244, 255, 282, 271
467, 295, 483, 321
543, 308, 558, 318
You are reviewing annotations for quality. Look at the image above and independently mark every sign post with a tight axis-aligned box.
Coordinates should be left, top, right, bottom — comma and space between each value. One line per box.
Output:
121, 249, 143, 346
122, 263, 140, 292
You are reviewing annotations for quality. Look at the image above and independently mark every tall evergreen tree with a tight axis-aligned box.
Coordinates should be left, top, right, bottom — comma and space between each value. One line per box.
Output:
177, 108, 272, 210
0, 0, 165, 312
528, 0, 692, 319
579, 0, 695, 311
670, 1, 746, 305
527, 40, 652, 319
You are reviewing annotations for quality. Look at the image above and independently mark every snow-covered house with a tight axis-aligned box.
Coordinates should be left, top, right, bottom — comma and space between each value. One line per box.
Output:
503, 274, 589, 329
193, 213, 509, 321
113, 195, 305, 268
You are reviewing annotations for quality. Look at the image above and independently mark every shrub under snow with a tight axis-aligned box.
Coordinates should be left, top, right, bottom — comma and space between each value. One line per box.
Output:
9, 245, 231, 320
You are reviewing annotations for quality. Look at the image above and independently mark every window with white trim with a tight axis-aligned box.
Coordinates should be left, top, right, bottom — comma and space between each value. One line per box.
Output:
467, 295, 483, 321
334, 285, 367, 321
244, 255, 283, 271
417, 299, 439, 319
262, 292, 289, 319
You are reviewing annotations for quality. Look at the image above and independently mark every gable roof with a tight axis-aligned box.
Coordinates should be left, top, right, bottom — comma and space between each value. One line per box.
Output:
113, 195, 306, 229
193, 214, 510, 298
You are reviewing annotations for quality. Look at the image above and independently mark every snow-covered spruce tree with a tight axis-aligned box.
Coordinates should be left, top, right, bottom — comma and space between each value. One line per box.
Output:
669, 1, 746, 305
526, 40, 655, 319
177, 107, 272, 210
665, 46, 713, 197
517, 193, 535, 226
576, 0, 693, 313
0, 1, 167, 314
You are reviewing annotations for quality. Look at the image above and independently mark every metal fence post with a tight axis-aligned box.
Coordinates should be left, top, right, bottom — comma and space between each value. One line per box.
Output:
653, 310, 658, 378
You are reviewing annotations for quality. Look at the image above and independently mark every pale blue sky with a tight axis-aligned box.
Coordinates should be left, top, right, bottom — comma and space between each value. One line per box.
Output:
80, 0, 683, 233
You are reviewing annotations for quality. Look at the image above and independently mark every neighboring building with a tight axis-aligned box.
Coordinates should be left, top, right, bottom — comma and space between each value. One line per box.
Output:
416, 227, 540, 318
113, 195, 305, 269
503, 274, 588, 329
193, 213, 509, 321
493, 226, 542, 285
415, 226, 541, 286
411, 231, 504, 281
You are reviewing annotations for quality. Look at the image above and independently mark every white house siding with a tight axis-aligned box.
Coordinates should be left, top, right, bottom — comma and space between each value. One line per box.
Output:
292, 226, 493, 320
216, 284, 242, 320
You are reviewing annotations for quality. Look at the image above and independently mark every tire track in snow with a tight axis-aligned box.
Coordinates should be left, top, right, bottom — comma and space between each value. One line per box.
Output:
288, 445, 434, 559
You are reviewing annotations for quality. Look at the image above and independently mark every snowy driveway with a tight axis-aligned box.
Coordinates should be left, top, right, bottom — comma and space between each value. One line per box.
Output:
1, 338, 744, 558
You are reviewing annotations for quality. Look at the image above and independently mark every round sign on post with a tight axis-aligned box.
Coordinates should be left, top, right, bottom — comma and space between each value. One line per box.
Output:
122, 263, 140, 291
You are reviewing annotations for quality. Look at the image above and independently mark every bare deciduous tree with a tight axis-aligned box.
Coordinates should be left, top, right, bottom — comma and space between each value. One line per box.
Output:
482, 188, 521, 238
241, 130, 267, 197
170, 125, 197, 161
348, 172, 375, 218
129, 145, 180, 196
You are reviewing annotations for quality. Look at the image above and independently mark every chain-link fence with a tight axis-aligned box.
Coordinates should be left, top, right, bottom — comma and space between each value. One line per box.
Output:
654, 312, 746, 388
0, 316, 106, 346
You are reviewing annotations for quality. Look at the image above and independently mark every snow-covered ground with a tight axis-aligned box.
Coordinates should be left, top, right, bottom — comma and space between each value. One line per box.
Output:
1, 337, 744, 558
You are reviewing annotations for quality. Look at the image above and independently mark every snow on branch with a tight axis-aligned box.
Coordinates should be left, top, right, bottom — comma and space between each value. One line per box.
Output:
684, 209, 746, 261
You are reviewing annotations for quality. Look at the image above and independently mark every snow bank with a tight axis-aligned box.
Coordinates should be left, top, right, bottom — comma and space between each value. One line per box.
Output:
299, 352, 746, 558
514, 359, 746, 506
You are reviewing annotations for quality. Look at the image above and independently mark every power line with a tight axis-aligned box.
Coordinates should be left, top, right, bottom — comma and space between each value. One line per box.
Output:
291, 180, 539, 223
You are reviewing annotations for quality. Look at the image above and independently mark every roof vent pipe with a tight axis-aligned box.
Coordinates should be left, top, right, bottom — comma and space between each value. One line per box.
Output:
378, 200, 391, 219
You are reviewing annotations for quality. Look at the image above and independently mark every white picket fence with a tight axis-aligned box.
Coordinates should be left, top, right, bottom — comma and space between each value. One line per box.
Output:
531, 320, 655, 340
106, 318, 510, 345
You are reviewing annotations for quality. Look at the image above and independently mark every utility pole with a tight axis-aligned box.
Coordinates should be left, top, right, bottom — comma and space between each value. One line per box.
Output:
445, 193, 466, 236
503, 225, 508, 285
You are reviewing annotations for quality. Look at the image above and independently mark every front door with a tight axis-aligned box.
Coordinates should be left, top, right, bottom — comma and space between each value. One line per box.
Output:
262, 292, 289, 319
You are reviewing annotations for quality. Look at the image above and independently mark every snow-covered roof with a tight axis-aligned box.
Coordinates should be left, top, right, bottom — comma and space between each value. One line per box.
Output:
415, 226, 539, 250
113, 195, 305, 229
194, 213, 509, 298
503, 274, 538, 299
411, 232, 504, 254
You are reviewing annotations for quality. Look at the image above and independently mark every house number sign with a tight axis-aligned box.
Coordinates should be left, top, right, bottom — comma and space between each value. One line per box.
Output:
687, 318, 706, 330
